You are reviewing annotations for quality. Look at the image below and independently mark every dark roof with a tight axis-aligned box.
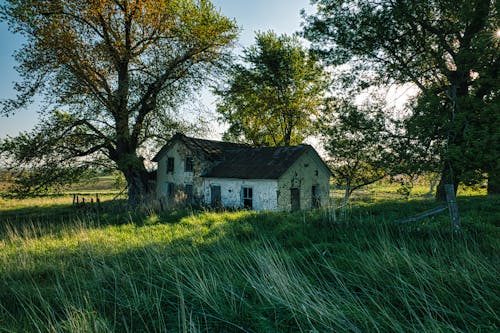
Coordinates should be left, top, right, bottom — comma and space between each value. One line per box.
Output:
153, 134, 332, 179
152, 133, 249, 162
202, 144, 329, 179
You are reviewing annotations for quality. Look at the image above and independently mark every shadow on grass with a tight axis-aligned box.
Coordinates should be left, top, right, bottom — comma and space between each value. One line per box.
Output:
0, 195, 499, 332
1, 194, 498, 241
0, 199, 143, 237
1, 196, 499, 332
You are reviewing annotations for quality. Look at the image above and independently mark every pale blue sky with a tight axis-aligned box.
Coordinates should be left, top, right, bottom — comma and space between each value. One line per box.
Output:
0, 0, 313, 138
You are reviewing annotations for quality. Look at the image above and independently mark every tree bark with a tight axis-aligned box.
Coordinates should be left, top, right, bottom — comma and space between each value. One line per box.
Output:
116, 153, 153, 207
436, 163, 459, 201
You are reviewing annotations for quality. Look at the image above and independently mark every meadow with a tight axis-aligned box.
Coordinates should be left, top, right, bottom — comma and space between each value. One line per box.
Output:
0, 183, 498, 332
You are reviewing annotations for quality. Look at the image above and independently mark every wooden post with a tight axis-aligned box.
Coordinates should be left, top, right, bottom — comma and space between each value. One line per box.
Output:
444, 184, 460, 233
73, 194, 76, 205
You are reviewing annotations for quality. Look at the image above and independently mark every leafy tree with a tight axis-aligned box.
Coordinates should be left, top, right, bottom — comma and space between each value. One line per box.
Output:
214, 31, 327, 146
319, 99, 387, 200
0, 0, 238, 205
303, 0, 500, 199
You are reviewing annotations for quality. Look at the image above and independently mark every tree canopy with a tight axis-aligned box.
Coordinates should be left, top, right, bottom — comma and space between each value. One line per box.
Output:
318, 99, 387, 200
0, 0, 238, 204
214, 31, 327, 146
303, 0, 500, 199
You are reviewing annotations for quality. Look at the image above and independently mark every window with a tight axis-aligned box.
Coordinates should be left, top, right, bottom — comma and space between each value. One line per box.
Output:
167, 157, 174, 173
242, 187, 253, 209
312, 185, 320, 208
185, 157, 193, 172
185, 184, 193, 202
211, 185, 221, 206
167, 182, 174, 198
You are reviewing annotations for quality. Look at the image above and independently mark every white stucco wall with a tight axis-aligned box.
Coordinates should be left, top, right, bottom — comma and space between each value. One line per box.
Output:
202, 178, 279, 211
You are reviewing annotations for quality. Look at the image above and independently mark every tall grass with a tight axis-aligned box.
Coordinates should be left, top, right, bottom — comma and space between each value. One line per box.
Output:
0, 195, 498, 332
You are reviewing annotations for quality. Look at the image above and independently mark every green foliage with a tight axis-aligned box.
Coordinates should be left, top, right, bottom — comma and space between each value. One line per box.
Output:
0, 193, 498, 332
319, 99, 387, 199
214, 31, 328, 146
303, 0, 500, 195
0, 0, 238, 203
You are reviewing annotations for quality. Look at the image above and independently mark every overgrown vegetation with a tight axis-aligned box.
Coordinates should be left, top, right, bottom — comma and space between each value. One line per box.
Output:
0, 188, 498, 332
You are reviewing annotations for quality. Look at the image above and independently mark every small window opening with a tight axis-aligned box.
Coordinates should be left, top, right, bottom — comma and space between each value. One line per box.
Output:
185, 157, 193, 172
167, 182, 175, 198
242, 187, 253, 209
167, 157, 174, 173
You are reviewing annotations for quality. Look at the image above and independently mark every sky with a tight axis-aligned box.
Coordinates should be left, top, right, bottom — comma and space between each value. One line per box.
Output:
0, 0, 314, 138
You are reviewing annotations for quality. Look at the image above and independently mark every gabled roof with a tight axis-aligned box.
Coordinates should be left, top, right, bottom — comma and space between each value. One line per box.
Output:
153, 134, 332, 180
152, 133, 249, 162
202, 144, 332, 180
201, 145, 306, 179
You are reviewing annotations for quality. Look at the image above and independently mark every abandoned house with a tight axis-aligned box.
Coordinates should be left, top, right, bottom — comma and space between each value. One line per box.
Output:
152, 133, 332, 211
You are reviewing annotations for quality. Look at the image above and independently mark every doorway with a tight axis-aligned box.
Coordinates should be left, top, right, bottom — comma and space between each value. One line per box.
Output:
211, 185, 221, 207
291, 188, 300, 211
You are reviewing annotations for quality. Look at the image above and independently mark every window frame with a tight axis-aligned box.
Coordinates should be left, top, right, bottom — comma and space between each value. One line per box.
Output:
167, 182, 175, 198
242, 186, 253, 209
185, 156, 194, 172
167, 157, 174, 173
312, 185, 320, 208
185, 184, 193, 202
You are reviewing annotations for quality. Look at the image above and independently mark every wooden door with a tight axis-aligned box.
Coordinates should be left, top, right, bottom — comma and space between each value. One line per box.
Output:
211, 185, 221, 207
291, 188, 300, 211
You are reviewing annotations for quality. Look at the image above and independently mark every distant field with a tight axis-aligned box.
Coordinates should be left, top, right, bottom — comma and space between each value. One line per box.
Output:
0, 184, 498, 332
0, 174, 122, 196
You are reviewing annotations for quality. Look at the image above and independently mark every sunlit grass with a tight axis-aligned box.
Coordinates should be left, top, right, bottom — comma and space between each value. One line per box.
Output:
0, 188, 498, 332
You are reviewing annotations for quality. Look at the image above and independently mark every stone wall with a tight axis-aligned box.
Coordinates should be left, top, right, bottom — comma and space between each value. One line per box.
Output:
156, 141, 213, 203
277, 150, 331, 211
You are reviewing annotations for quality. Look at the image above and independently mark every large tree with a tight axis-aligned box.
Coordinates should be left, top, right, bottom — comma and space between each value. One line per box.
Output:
318, 99, 387, 200
303, 0, 500, 199
214, 31, 327, 146
0, 0, 238, 205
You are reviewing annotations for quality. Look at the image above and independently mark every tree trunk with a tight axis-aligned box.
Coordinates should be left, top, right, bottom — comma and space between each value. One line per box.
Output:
123, 169, 152, 207
436, 163, 459, 201
117, 153, 153, 207
436, 71, 467, 201
343, 178, 352, 202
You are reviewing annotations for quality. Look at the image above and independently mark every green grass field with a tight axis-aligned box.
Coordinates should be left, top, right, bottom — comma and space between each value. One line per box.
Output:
0, 186, 498, 332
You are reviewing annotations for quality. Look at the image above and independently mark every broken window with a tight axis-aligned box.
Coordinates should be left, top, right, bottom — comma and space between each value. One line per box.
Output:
242, 186, 253, 209
185, 157, 193, 172
211, 185, 221, 207
167, 182, 175, 198
185, 184, 193, 202
312, 185, 320, 208
167, 157, 174, 173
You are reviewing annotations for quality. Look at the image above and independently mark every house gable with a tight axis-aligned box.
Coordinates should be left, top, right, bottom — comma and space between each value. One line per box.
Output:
277, 149, 331, 211
155, 140, 212, 202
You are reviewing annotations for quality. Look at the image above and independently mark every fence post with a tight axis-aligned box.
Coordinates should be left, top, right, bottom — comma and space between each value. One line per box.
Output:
444, 184, 461, 233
